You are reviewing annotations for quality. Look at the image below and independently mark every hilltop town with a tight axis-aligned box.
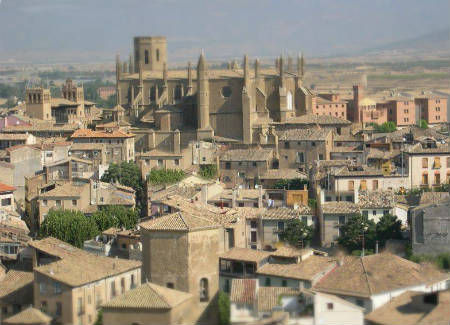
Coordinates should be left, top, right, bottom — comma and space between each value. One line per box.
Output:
0, 36, 449, 325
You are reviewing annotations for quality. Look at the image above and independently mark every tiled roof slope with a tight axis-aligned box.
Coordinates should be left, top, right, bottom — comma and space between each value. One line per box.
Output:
139, 211, 220, 232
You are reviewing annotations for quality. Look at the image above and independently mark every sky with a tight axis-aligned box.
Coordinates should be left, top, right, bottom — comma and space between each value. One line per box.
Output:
0, 0, 448, 63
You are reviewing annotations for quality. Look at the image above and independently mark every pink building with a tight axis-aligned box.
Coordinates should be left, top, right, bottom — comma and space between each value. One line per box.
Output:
380, 99, 416, 126
313, 93, 348, 119
415, 96, 448, 125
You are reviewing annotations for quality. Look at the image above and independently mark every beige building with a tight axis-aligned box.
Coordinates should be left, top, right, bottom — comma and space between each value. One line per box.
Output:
71, 129, 135, 164
0, 269, 34, 321
139, 211, 224, 324
30, 237, 141, 325
102, 282, 193, 325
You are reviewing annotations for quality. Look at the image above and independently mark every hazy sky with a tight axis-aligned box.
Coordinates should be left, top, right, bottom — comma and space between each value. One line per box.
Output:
0, 0, 448, 62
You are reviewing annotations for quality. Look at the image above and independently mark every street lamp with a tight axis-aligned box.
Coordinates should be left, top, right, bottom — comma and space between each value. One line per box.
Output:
361, 224, 369, 257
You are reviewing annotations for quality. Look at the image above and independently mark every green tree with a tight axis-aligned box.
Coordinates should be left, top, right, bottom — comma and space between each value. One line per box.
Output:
147, 168, 185, 185
218, 291, 230, 325
101, 162, 146, 215
199, 164, 217, 179
338, 214, 376, 253
39, 209, 98, 248
93, 206, 139, 232
419, 119, 428, 129
376, 214, 403, 247
373, 121, 397, 133
278, 219, 314, 248
94, 309, 103, 325
273, 178, 308, 190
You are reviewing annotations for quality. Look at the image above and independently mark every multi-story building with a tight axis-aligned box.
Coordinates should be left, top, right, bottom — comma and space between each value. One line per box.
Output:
0, 182, 16, 212
415, 96, 448, 125
0, 133, 36, 150
313, 93, 348, 119
71, 129, 135, 164
278, 128, 333, 172
30, 237, 141, 325
381, 98, 416, 126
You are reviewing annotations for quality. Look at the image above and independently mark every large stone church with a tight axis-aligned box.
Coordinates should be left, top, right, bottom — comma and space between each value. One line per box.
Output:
116, 36, 319, 145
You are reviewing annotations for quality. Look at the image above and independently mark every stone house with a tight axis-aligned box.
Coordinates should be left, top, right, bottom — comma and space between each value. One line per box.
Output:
0, 133, 36, 150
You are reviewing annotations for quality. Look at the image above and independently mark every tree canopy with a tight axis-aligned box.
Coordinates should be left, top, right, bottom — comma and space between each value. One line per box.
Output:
371, 121, 397, 133
338, 214, 377, 253
376, 213, 403, 246
147, 168, 185, 185
272, 178, 308, 190
218, 291, 230, 325
92, 206, 139, 232
101, 162, 146, 215
39, 209, 98, 248
278, 219, 314, 248
199, 164, 217, 179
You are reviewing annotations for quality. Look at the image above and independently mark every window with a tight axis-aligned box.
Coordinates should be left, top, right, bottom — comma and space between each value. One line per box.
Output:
434, 157, 441, 169
296, 152, 304, 163
225, 162, 231, 170
356, 299, 364, 307
150, 86, 156, 101
238, 202, 244, 207
111, 282, 116, 297
157, 159, 163, 167
131, 274, 136, 289
277, 222, 284, 231
42, 200, 48, 207
327, 303, 334, 310
284, 141, 290, 149
221, 86, 232, 98
41, 301, 47, 313
252, 162, 257, 167
311, 142, 316, 147
167, 282, 174, 289
282, 280, 287, 287
265, 277, 271, 286
121, 278, 126, 294
372, 210, 376, 216
156, 49, 160, 61
362, 210, 368, 219
39, 283, 46, 294
1, 198, 11, 206
199, 278, 209, 302
144, 50, 149, 64
360, 180, 367, 190
54, 282, 61, 294
422, 173, 429, 185
174, 85, 182, 100
383, 210, 389, 216
423, 293, 438, 305
422, 158, 428, 168
434, 173, 441, 185
338, 215, 346, 225
250, 220, 257, 228
348, 181, 354, 191
72, 199, 77, 206
250, 231, 257, 243
174, 159, 180, 166
56, 200, 62, 207
372, 180, 378, 190
55, 302, 62, 316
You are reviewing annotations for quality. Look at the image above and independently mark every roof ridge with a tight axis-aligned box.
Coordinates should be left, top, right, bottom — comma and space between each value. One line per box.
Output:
360, 257, 373, 296
177, 212, 190, 230
147, 283, 171, 308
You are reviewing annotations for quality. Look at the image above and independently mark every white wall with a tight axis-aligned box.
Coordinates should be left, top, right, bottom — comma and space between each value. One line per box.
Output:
314, 293, 364, 325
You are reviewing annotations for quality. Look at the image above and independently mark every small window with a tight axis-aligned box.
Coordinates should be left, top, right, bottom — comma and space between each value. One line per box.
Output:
144, 50, 149, 64
221, 86, 232, 98
284, 141, 290, 149
265, 277, 271, 286
327, 303, 334, 310
54, 282, 61, 294
302, 216, 308, 224
282, 279, 287, 287
225, 162, 231, 170
167, 282, 174, 289
174, 159, 180, 166
200, 278, 209, 302
338, 215, 346, 225
72, 199, 77, 206
252, 162, 257, 167
238, 202, 244, 207
56, 200, 62, 207
131, 274, 136, 289
250, 221, 257, 228
42, 199, 48, 206
39, 283, 46, 294
372, 210, 376, 216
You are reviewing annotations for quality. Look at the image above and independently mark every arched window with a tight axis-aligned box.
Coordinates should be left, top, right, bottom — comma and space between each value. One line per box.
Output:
199, 278, 209, 302
287, 91, 293, 110
156, 49, 160, 62
144, 50, 149, 64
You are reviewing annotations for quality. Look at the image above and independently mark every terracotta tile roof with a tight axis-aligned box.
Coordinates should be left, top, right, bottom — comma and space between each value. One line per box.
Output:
406, 143, 450, 154
334, 165, 383, 177
230, 279, 257, 304
220, 148, 273, 162
2, 306, 52, 325
282, 114, 351, 125
139, 211, 220, 232
257, 287, 300, 312
209, 189, 265, 201
71, 129, 134, 138
260, 169, 307, 180
261, 207, 312, 219
366, 148, 400, 160
256, 255, 336, 281
322, 201, 360, 214
278, 128, 331, 141
365, 290, 450, 325
138, 150, 183, 158
102, 282, 192, 310
314, 253, 449, 298
39, 182, 86, 198
0, 133, 31, 140
0, 270, 34, 303
0, 182, 15, 193
220, 248, 271, 263
30, 237, 141, 287
271, 247, 316, 259
69, 142, 106, 151
358, 191, 395, 209
418, 192, 450, 206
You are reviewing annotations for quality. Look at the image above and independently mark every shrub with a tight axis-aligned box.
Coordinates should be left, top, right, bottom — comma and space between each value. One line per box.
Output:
199, 164, 217, 179
147, 168, 185, 185
218, 291, 230, 325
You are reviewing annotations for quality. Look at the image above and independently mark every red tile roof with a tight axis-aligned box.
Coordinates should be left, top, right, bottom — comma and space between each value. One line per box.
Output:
71, 129, 134, 139
0, 182, 16, 193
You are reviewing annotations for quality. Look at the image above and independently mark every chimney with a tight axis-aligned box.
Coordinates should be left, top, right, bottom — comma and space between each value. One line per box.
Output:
258, 186, 263, 208
201, 185, 208, 204
232, 188, 237, 208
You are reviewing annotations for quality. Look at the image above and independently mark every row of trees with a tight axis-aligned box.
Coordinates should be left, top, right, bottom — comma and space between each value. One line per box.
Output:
39, 206, 139, 248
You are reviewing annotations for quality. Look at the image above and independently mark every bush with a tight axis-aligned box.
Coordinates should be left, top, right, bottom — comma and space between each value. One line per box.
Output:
419, 119, 428, 129
92, 206, 139, 232
147, 168, 185, 185
372, 121, 397, 133
199, 164, 217, 179
218, 291, 230, 325
273, 178, 308, 190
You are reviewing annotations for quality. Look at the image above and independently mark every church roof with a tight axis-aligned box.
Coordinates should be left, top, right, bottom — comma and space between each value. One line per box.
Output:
282, 114, 351, 125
